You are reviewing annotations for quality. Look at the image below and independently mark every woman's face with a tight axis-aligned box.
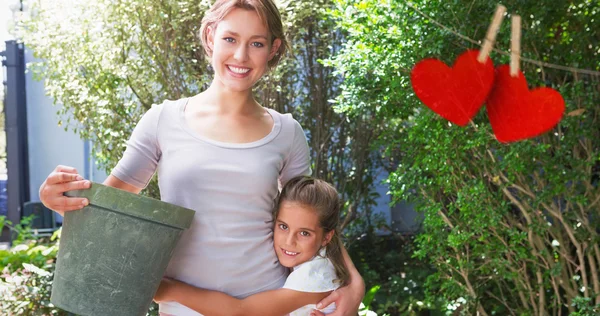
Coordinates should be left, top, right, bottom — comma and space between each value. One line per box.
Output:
207, 8, 281, 93
273, 201, 333, 268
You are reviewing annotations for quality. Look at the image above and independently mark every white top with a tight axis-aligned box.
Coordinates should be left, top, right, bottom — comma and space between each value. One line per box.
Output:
283, 249, 341, 315
112, 98, 311, 315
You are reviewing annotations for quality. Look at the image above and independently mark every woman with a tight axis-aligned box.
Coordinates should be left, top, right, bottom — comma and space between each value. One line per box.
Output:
39, 1, 364, 315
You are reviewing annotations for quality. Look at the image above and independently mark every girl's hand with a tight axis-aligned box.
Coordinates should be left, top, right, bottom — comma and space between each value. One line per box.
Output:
311, 280, 365, 316
154, 277, 179, 303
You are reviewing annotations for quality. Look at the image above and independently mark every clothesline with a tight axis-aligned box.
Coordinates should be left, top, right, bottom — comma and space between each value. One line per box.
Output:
405, 2, 600, 76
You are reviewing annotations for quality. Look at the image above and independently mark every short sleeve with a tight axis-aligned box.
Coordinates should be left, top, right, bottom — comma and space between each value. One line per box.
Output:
283, 256, 340, 293
111, 103, 164, 188
280, 117, 311, 185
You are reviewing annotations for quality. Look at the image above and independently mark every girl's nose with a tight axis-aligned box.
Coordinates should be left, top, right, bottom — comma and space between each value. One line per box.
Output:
285, 233, 296, 246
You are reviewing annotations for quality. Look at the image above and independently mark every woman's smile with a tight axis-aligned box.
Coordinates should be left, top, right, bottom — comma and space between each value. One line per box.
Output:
226, 64, 252, 78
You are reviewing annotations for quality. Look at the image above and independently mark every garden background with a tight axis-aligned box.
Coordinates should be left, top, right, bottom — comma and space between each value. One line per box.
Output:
1, 0, 599, 315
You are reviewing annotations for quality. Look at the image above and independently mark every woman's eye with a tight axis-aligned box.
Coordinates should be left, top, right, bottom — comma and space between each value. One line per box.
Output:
224, 37, 235, 43
300, 231, 310, 237
251, 42, 265, 48
278, 224, 287, 230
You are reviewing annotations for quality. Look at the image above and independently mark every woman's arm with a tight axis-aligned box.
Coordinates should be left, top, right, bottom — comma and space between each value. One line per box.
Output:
103, 174, 143, 194
154, 278, 330, 316
315, 245, 365, 316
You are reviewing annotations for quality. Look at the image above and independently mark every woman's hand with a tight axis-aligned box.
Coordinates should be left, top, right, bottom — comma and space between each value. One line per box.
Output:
311, 278, 365, 316
153, 277, 180, 303
39, 165, 91, 215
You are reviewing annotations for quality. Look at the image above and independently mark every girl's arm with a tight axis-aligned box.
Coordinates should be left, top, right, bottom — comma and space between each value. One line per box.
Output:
315, 246, 365, 316
154, 278, 331, 316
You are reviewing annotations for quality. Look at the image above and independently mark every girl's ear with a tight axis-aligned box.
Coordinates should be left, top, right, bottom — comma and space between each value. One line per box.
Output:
268, 38, 282, 61
321, 230, 335, 247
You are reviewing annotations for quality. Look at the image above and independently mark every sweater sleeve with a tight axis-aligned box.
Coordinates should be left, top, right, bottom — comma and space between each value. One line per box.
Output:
111, 103, 164, 188
280, 116, 311, 185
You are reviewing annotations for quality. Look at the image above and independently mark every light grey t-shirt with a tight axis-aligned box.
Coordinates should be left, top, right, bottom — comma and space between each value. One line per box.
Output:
112, 98, 311, 315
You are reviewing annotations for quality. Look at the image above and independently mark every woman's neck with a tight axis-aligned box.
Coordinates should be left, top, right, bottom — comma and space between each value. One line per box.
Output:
202, 81, 260, 115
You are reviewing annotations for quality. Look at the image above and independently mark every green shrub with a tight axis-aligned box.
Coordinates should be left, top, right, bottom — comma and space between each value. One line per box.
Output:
0, 260, 64, 315
347, 234, 442, 315
328, 0, 600, 314
0, 222, 62, 315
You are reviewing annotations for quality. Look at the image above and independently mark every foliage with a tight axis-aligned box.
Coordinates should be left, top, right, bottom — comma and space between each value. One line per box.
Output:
0, 215, 38, 246
570, 296, 600, 316
0, 220, 62, 315
0, 260, 64, 315
346, 234, 440, 315
328, 0, 600, 314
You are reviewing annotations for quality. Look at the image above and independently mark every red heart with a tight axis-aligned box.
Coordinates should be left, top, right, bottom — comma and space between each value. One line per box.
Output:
486, 65, 565, 143
411, 49, 495, 126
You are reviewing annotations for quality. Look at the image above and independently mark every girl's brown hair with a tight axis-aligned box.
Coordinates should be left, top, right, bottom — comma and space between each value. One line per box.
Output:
273, 176, 350, 286
199, 0, 289, 68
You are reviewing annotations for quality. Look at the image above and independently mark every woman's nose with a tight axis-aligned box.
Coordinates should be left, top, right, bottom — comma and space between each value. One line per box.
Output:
234, 44, 249, 62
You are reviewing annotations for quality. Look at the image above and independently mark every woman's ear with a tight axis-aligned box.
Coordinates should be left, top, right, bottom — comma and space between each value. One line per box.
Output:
207, 26, 215, 53
268, 38, 282, 61
321, 230, 334, 247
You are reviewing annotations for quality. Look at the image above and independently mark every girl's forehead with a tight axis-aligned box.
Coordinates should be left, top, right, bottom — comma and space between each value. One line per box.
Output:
278, 201, 319, 223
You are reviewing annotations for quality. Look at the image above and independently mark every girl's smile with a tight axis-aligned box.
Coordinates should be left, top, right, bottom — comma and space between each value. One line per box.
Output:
273, 201, 333, 268
280, 248, 299, 256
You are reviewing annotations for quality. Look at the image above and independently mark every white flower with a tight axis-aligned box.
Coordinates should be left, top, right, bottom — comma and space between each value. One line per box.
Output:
10, 244, 29, 253
23, 263, 51, 277
551, 240, 560, 247
358, 303, 378, 316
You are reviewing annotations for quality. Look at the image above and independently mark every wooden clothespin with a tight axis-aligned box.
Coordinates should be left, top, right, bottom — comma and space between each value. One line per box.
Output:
510, 15, 522, 77
478, 5, 507, 63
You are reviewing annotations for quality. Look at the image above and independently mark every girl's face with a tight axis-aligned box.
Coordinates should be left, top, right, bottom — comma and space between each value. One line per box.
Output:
207, 8, 281, 93
273, 201, 334, 268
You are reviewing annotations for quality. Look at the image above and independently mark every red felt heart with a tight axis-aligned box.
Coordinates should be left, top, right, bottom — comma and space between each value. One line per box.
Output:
486, 65, 565, 143
411, 49, 495, 126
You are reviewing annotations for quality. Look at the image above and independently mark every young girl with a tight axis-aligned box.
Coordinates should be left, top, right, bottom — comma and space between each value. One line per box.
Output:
154, 176, 349, 316
39, 1, 364, 315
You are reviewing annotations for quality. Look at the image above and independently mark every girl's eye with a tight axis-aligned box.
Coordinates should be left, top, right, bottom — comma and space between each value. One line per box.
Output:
223, 37, 235, 43
278, 224, 288, 230
251, 42, 265, 48
300, 231, 310, 237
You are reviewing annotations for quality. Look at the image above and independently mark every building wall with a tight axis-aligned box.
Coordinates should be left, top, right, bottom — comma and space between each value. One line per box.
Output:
371, 169, 421, 235
25, 49, 108, 208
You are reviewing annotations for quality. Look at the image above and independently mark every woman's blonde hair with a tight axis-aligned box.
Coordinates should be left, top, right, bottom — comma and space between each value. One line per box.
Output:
199, 0, 289, 68
273, 176, 350, 286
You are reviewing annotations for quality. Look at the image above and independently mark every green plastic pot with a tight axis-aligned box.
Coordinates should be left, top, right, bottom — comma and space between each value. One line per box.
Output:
50, 182, 195, 316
